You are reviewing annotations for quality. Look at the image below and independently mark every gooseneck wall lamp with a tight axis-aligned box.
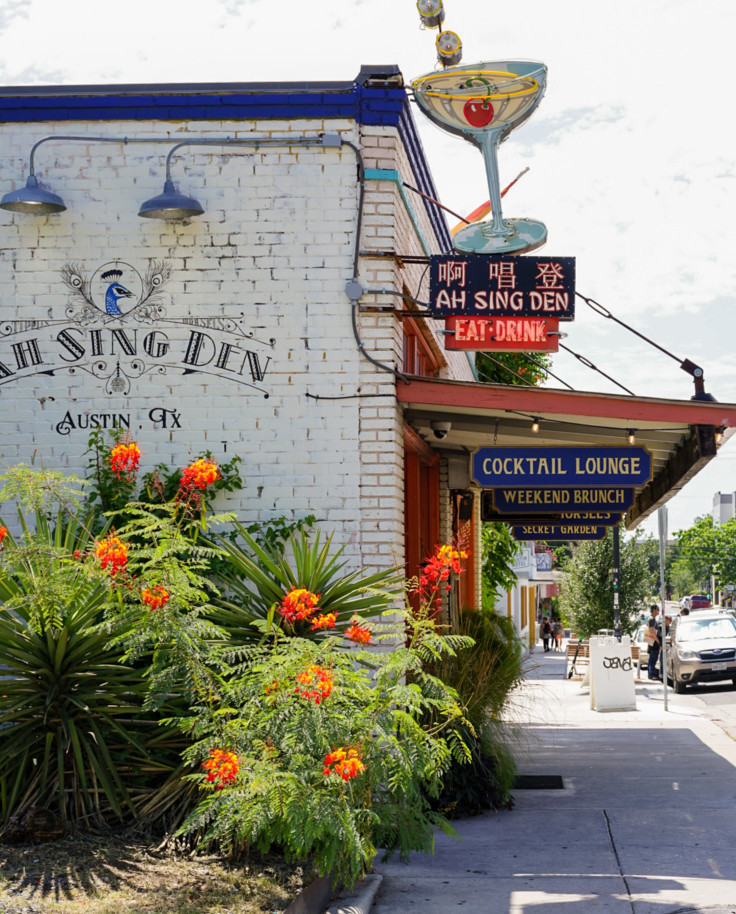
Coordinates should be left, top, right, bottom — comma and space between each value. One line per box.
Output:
0, 173, 67, 214
1, 133, 345, 221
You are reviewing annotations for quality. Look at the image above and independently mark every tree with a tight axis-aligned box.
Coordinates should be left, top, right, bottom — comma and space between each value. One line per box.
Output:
558, 527, 656, 638
672, 514, 736, 591
475, 352, 551, 387
480, 522, 520, 609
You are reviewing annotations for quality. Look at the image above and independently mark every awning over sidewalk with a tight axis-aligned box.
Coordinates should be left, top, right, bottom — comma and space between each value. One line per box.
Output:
397, 375, 736, 528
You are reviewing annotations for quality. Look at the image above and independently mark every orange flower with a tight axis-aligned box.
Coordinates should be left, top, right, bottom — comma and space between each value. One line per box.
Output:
278, 587, 321, 625
142, 585, 170, 610
310, 612, 337, 631
0, 526, 7, 549
109, 441, 141, 480
95, 536, 128, 576
417, 542, 468, 612
323, 747, 365, 781
345, 618, 372, 645
202, 748, 240, 789
295, 665, 333, 704
179, 458, 221, 492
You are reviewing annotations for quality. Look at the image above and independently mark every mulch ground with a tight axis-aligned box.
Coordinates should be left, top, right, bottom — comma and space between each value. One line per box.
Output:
0, 832, 312, 914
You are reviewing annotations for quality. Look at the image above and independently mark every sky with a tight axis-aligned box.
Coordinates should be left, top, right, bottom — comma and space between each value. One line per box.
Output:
0, 0, 734, 537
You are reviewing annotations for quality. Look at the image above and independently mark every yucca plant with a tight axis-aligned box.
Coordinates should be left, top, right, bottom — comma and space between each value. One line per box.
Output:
209, 524, 402, 642
0, 490, 187, 827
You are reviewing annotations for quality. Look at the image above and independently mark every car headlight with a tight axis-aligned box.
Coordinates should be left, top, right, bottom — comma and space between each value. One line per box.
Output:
678, 649, 697, 660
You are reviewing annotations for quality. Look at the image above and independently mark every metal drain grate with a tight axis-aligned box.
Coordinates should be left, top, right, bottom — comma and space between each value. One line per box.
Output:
514, 775, 565, 789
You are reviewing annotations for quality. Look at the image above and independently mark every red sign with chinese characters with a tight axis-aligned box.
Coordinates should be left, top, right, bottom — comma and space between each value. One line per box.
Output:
429, 254, 575, 320
444, 315, 560, 351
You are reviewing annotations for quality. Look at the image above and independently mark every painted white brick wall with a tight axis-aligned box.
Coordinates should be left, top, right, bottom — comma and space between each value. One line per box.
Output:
0, 110, 465, 585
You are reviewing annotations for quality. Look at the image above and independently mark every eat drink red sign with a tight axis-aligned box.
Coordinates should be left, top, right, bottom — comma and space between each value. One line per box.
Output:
444, 316, 560, 352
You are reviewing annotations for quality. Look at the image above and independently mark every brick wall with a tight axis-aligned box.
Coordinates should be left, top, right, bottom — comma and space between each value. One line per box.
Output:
0, 101, 464, 583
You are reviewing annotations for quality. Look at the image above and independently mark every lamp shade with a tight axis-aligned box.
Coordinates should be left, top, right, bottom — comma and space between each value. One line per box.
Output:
138, 180, 204, 220
0, 175, 66, 214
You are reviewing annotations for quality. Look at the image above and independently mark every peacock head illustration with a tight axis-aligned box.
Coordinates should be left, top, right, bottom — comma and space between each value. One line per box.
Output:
61, 259, 171, 322
100, 269, 134, 316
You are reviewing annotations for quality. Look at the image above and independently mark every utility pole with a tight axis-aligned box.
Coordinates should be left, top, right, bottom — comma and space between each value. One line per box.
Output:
613, 525, 621, 641
659, 507, 668, 712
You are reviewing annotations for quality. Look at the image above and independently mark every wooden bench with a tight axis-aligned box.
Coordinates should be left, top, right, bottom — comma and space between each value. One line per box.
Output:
564, 641, 641, 679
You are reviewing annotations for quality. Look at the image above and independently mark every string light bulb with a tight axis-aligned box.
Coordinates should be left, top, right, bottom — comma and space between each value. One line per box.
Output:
627, 429, 636, 445
417, 0, 445, 28
436, 30, 462, 66
716, 427, 724, 445
531, 417, 540, 434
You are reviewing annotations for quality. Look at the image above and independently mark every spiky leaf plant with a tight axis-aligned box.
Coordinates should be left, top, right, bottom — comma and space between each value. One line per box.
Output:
210, 525, 402, 642
0, 506, 184, 825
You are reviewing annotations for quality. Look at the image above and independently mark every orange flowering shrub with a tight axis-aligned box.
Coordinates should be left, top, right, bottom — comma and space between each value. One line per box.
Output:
95, 535, 128, 576
295, 664, 334, 704
323, 747, 365, 782
176, 457, 221, 511
278, 587, 321, 626
417, 542, 468, 614
141, 585, 170, 610
109, 441, 141, 480
345, 618, 372, 645
202, 748, 240, 790
310, 612, 337, 631
0, 526, 7, 549
179, 458, 220, 493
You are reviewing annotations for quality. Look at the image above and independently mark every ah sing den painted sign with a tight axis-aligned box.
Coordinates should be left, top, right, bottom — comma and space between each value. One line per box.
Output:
512, 524, 607, 542
444, 316, 560, 352
492, 487, 636, 513
429, 255, 575, 319
471, 447, 652, 488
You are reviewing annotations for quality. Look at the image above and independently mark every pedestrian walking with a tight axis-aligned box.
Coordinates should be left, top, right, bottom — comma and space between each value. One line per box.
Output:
554, 619, 564, 652
541, 616, 552, 652
659, 615, 672, 678
646, 605, 662, 680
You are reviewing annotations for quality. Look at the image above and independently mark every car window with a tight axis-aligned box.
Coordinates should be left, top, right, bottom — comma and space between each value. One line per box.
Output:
677, 617, 736, 641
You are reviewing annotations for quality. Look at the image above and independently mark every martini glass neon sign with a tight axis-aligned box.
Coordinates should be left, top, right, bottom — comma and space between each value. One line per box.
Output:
412, 59, 548, 255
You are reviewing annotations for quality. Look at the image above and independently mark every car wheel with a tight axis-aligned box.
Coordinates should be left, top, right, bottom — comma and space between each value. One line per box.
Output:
674, 677, 687, 694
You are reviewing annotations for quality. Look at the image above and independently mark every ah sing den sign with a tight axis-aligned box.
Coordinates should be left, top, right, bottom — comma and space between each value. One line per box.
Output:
445, 316, 560, 352
429, 255, 576, 320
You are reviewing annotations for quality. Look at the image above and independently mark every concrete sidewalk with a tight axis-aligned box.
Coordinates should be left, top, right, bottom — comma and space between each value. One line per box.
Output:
370, 644, 736, 914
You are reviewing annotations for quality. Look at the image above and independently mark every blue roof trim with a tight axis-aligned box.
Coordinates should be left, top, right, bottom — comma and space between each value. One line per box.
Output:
0, 84, 406, 126
397, 100, 452, 252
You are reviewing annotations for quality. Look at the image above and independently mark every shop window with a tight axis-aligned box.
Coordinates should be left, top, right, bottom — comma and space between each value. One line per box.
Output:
403, 316, 440, 378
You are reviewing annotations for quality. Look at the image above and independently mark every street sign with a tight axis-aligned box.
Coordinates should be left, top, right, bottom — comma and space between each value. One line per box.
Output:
471, 447, 652, 488
429, 254, 575, 319
444, 315, 560, 352
511, 523, 607, 541
491, 487, 636, 513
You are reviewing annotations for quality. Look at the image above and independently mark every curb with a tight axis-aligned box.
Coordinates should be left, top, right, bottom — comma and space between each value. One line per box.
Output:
326, 874, 383, 914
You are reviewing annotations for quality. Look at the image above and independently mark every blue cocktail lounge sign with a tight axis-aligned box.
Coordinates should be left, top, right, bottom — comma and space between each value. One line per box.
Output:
471, 447, 652, 488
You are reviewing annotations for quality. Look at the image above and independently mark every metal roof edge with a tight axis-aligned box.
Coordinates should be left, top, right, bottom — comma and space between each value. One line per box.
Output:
0, 66, 404, 99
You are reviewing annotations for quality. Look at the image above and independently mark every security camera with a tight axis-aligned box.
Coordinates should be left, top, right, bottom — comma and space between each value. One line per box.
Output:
431, 420, 452, 440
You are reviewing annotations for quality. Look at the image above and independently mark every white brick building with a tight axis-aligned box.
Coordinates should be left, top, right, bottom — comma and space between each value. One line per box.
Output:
2, 66, 735, 642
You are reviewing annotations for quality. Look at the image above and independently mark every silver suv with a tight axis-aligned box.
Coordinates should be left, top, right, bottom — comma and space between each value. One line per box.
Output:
666, 610, 736, 693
